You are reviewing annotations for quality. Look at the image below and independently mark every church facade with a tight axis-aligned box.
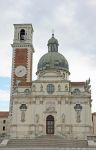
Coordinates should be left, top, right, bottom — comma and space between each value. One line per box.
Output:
9, 24, 92, 140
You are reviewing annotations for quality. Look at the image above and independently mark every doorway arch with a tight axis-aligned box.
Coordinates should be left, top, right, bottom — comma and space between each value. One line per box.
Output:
46, 115, 54, 134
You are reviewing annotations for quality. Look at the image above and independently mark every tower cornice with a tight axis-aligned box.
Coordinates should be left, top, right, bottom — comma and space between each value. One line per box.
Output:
11, 43, 34, 52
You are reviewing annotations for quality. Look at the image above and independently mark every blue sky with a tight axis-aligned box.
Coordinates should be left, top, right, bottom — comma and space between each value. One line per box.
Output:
0, 0, 96, 112
0, 77, 10, 110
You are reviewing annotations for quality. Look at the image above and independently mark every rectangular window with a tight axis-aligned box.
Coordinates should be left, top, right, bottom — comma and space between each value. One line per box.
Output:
3, 120, 6, 124
3, 126, 5, 131
47, 84, 54, 94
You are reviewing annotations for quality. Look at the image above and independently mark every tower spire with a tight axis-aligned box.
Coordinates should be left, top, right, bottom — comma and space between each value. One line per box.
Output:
52, 29, 54, 37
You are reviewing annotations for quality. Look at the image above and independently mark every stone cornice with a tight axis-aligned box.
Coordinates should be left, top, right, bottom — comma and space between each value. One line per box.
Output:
32, 79, 70, 83
11, 43, 34, 52
12, 92, 91, 99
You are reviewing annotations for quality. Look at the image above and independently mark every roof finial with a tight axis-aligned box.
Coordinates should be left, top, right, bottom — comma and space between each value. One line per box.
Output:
52, 29, 54, 37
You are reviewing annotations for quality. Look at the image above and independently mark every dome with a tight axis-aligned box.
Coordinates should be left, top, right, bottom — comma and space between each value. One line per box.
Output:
37, 52, 69, 73
36, 34, 69, 74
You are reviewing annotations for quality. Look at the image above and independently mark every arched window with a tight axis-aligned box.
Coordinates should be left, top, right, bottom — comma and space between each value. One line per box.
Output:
20, 29, 25, 40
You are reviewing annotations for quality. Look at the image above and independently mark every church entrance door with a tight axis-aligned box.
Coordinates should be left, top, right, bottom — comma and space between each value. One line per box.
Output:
46, 115, 54, 134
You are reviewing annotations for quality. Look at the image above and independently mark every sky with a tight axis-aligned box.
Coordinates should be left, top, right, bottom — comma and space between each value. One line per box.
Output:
0, 0, 96, 112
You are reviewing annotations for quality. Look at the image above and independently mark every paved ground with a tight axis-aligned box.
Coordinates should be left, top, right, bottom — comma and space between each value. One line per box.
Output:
0, 148, 96, 150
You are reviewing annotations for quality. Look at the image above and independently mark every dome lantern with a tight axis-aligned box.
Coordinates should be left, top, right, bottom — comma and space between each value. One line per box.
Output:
47, 33, 59, 52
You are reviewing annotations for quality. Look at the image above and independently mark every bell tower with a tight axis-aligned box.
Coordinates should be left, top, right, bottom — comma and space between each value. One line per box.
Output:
11, 24, 34, 92
9, 24, 34, 138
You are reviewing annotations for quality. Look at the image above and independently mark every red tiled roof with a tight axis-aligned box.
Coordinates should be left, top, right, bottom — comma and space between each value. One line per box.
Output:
92, 112, 96, 115
71, 82, 85, 86
0, 112, 9, 118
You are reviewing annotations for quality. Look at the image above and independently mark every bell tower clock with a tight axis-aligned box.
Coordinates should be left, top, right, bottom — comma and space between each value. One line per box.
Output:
11, 24, 34, 92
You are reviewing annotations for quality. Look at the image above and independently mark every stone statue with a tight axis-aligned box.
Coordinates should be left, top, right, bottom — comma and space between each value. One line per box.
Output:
21, 111, 25, 122
58, 84, 61, 91
20, 104, 27, 122
40, 84, 43, 92
14, 80, 21, 93
76, 111, 81, 123
65, 85, 68, 91
35, 114, 39, 123
62, 113, 65, 123
32, 85, 36, 92
74, 104, 82, 123
84, 78, 91, 93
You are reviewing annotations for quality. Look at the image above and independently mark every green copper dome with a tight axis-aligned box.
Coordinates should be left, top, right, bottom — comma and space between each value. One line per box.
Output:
37, 34, 69, 73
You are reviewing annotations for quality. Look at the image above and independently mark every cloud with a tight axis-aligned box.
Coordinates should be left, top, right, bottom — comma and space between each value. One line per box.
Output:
0, 90, 10, 102
0, 0, 96, 112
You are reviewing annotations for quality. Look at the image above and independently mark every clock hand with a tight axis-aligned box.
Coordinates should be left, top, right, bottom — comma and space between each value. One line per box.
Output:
18, 70, 22, 74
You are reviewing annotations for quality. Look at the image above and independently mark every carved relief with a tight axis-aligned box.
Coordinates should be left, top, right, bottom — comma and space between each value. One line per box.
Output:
45, 101, 56, 113
24, 89, 31, 95
73, 88, 81, 95
46, 106, 55, 113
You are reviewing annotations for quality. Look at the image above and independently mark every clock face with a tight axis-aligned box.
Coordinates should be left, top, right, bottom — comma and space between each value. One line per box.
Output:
15, 65, 27, 77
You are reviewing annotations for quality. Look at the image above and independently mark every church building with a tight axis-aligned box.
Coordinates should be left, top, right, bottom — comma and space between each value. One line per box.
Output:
9, 24, 92, 140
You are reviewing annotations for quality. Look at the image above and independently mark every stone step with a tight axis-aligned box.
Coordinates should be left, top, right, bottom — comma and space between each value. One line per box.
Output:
0, 148, 96, 150
7, 136, 88, 148
8, 140, 87, 144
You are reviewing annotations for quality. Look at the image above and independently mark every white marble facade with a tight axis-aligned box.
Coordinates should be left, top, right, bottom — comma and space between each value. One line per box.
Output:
10, 24, 93, 140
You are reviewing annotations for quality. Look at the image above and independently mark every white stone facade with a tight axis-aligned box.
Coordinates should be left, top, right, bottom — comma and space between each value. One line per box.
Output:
10, 76, 92, 139
9, 24, 93, 140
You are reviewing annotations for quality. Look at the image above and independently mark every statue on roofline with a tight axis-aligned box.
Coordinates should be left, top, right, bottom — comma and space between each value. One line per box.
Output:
84, 78, 91, 93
